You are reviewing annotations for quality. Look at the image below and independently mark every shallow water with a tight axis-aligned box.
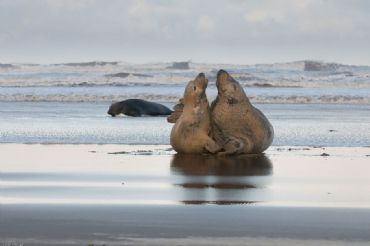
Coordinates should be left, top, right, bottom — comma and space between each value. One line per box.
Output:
0, 102, 369, 146
1, 145, 370, 207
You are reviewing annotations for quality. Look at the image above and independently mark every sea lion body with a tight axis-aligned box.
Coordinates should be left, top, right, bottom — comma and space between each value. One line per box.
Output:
211, 70, 274, 155
170, 73, 221, 154
107, 99, 172, 117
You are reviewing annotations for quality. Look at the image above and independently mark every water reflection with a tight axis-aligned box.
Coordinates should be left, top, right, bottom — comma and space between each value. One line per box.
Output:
171, 154, 273, 205
171, 154, 273, 176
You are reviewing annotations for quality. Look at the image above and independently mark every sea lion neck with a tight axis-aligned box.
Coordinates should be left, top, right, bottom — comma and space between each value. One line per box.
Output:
183, 92, 207, 110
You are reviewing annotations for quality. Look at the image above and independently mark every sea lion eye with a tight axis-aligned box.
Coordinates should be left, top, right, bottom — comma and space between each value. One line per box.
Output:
227, 96, 236, 104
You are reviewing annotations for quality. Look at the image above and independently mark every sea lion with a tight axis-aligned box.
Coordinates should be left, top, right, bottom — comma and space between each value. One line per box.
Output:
210, 70, 274, 155
107, 99, 172, 117
170, 73, 221, 154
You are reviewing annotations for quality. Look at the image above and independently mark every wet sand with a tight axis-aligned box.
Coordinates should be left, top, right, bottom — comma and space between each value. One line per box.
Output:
1, 144, 370, 245
2, 205, 370, 245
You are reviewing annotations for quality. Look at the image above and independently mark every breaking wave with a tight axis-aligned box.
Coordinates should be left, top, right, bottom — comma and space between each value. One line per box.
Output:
0, 94, 368, 104
0, 60, 369, 87
1, 60, 369, 104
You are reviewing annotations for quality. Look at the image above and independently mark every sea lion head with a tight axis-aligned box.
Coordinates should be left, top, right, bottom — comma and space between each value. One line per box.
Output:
216, 70, 248, 105
107, 102, 120, 116
183, 73, 208, 104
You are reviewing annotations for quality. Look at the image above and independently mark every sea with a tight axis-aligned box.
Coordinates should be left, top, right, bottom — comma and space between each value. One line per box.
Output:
1, 60, 370, 146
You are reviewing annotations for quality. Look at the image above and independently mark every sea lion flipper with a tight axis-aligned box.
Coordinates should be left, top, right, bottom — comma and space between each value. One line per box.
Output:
205, 138, 222, 154
125, 110, 141, 117
167, 111, 182, 123
167, 98, 184, 123
217, 139, 244, 156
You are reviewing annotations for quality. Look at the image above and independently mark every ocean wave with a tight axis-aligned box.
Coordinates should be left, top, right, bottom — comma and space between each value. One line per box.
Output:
56, 61, 119, 67
105, 72, 153, 78
1, 94, 368, 104
0, 75, 191, 87
0, 81, 303, 88
1, 74, 369, 88
251, 95, 370, 104
1, 60, 369, 88
258, 60, 369, 70
0, 94, 180, 102
0, 63, 17, 68
1, 60, 369, 71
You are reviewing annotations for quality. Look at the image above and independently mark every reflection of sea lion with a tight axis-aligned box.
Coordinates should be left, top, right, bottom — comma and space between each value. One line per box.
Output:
211, 70, 274, 155
107, 99, 172, 117
171, 154, 273, 176
171, 153, 273, 205
170, 73, 221, 154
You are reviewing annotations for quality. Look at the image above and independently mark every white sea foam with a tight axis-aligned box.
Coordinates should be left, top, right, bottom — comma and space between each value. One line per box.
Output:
0, 60, 369, 87
0, 94, 179, 102
1, 61, 369, 103
0, 94, 368, 104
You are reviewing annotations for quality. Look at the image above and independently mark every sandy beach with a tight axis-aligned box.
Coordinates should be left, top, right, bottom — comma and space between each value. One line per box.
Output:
1, 144, 370, 245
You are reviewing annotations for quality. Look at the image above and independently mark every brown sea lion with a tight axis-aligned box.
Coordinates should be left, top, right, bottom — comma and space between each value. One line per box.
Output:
210, 70, 274, 155
170, 73, 221, 154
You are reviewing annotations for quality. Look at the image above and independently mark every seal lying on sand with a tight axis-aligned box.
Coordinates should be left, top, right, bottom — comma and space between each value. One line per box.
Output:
170, 73, 221, 154
107, 99, 172, 117
211, 70, 274, 155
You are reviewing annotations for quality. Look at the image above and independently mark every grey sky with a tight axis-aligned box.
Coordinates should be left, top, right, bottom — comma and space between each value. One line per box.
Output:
1, 0, 369, 64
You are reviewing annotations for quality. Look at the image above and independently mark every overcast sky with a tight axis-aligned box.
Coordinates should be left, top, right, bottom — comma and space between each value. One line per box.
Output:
1, 0, 369, 65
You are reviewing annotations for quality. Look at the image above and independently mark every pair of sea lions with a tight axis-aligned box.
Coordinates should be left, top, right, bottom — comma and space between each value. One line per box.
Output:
169, 70, 274, 155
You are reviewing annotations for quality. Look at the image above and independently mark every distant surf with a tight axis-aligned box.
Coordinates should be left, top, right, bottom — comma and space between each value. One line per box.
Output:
1, 60, 369, 103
